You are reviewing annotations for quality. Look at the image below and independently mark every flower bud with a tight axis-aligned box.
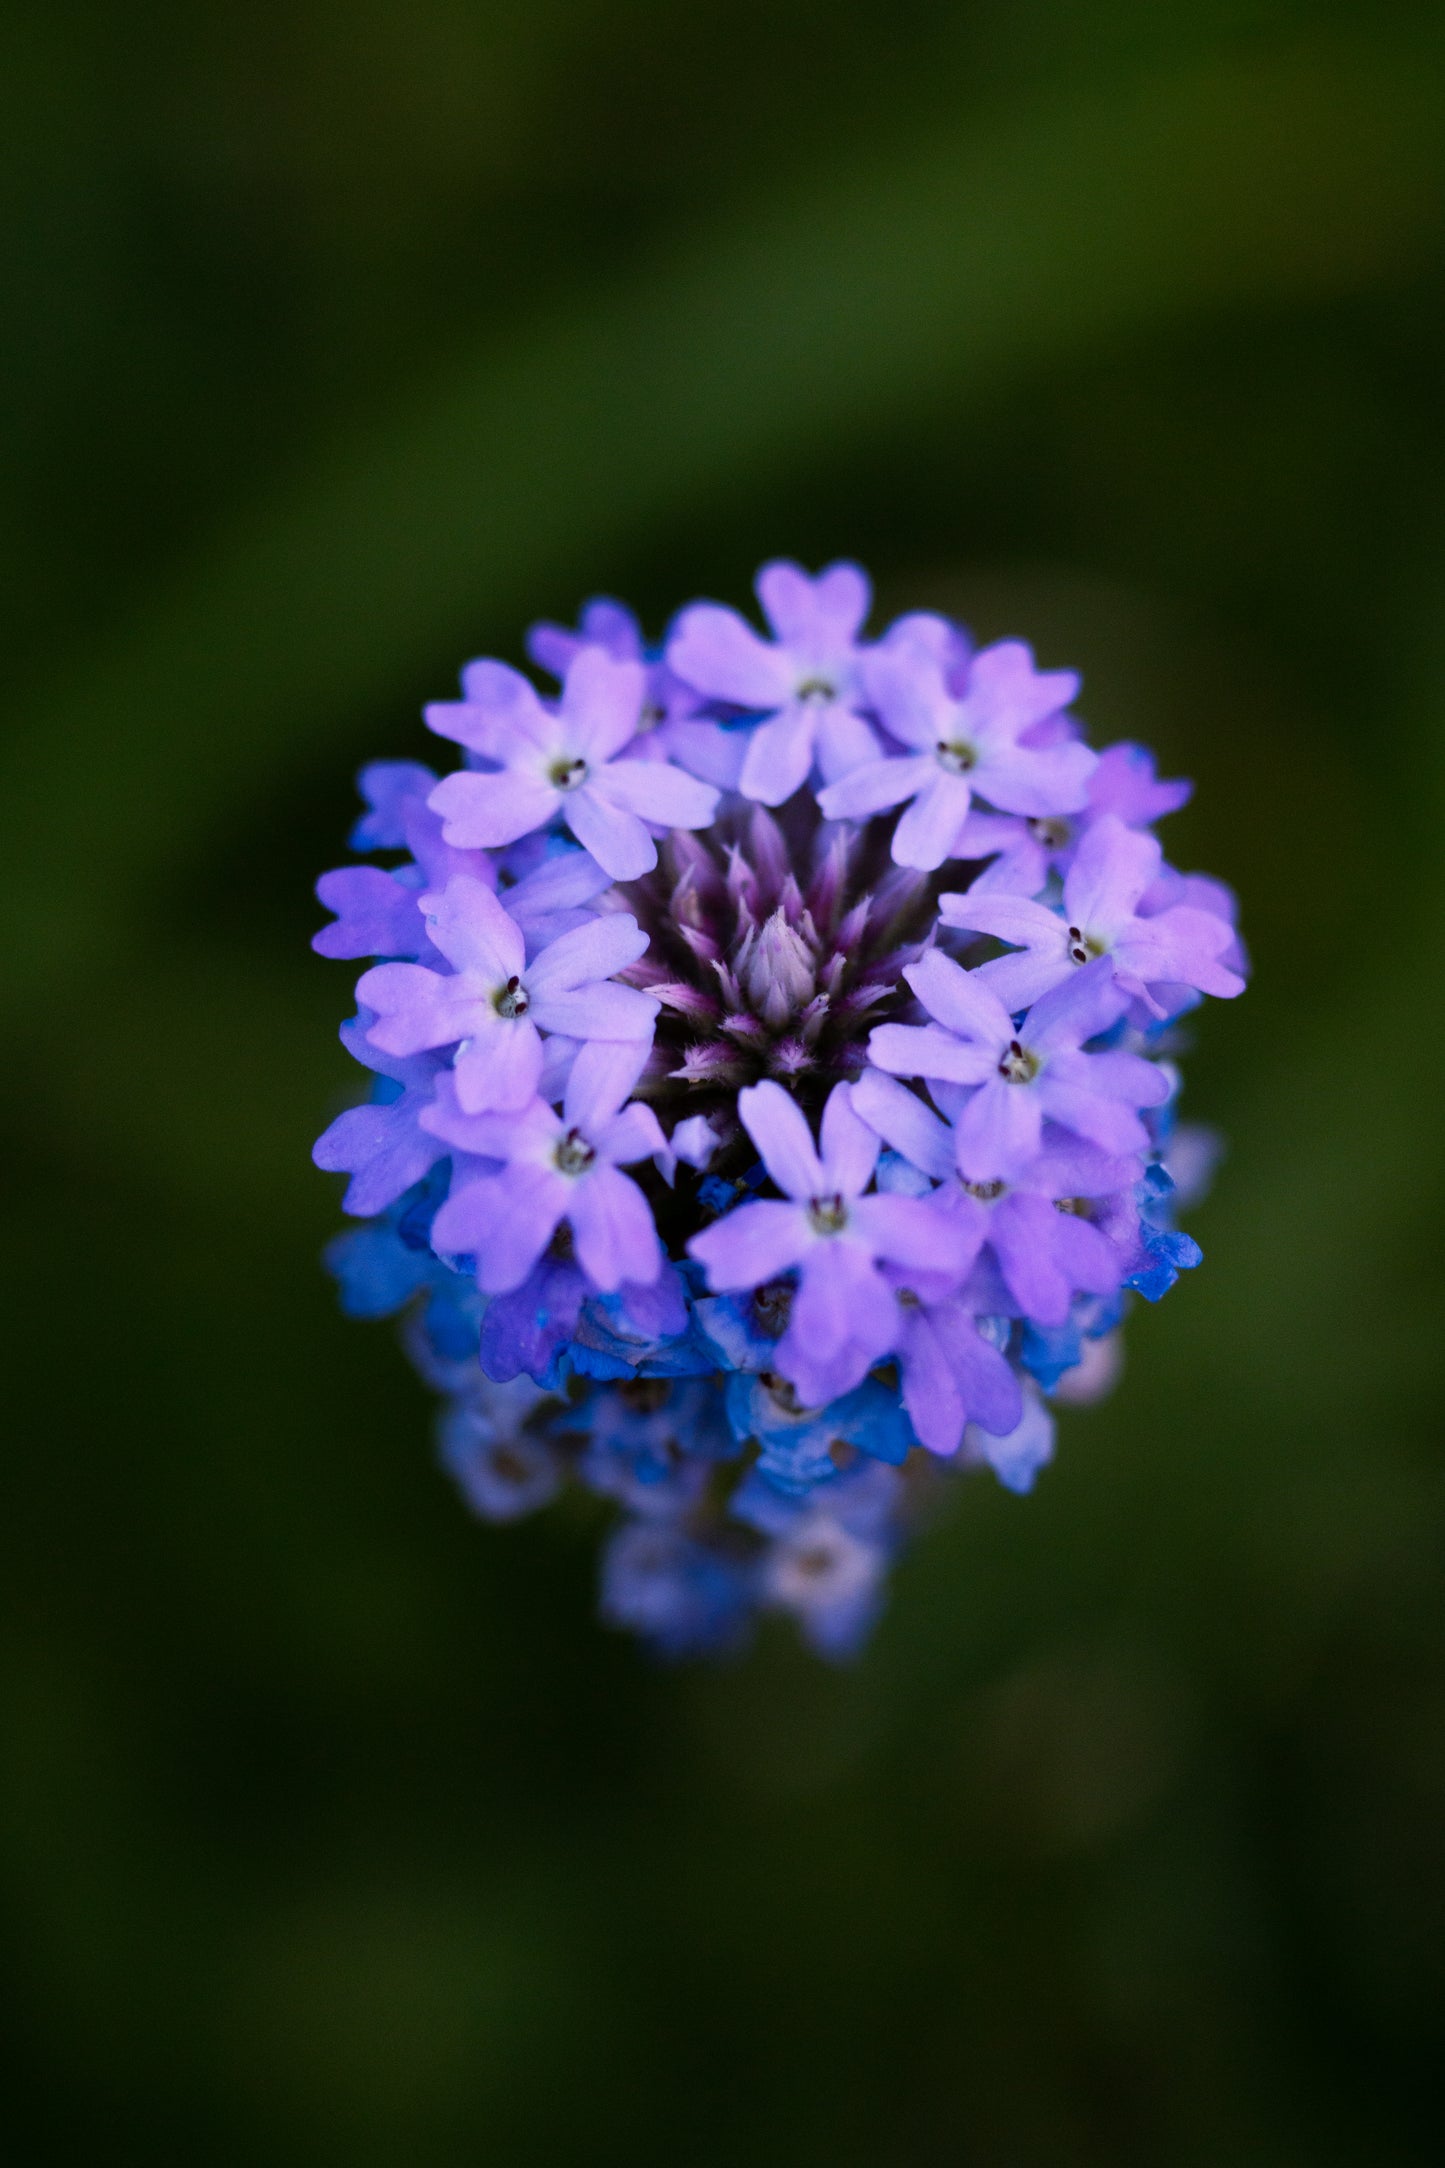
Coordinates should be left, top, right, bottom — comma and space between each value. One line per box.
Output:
744, 907, 816, 1029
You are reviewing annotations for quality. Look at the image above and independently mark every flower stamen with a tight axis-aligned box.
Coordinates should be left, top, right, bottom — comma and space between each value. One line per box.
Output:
935, 739, 977, 775
554, 1129, 596, 1176
806, 1193, 849, 1235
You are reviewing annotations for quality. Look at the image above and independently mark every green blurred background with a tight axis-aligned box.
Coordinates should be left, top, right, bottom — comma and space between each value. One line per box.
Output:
3, 2, 1444, 2159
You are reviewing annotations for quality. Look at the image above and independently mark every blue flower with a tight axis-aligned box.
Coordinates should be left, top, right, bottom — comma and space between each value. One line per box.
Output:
1123, 1165, 1205, 1302
580, 1378, 737, 1516
325, 1218, 436, 1320
724, 1370, 914, 1495
600, 1521, 754, 1659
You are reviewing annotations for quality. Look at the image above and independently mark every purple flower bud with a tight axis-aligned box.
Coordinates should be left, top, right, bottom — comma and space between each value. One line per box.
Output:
742, 908, 817, 1027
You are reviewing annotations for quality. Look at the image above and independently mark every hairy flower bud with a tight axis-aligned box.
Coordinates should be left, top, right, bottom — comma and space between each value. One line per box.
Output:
743, 907, 817, 1028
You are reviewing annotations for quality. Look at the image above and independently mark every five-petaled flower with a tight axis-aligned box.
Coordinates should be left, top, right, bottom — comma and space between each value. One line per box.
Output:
939, 811, 1246, 1014
852, 1067, 1133, 1327
356, 875, 657, 1113
425, 1040, 669, 1294
867, 949, 1170, 1180
816, 640, 1096, 870
688, 1081, 967, 1407
426, 647, 720, 879
667, 560, 881, 806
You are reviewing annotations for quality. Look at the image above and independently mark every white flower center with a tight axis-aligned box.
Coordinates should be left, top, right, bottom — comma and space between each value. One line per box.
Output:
795, 676, 837, 705
935, 739, 977, 775
806, 1193, 849, 1235
549, 754, 589, 791
1029, 816, 1071, 848
996, 1039, 1039, 1085
1066, 923, 1101, 967
493, 974, 530, 1018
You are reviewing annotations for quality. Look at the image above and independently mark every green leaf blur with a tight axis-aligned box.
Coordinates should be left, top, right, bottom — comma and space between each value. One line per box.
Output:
2, 2, 1443, 2159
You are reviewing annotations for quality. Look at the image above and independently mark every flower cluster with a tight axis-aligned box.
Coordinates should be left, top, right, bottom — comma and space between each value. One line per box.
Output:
314, 561, 1245, 1659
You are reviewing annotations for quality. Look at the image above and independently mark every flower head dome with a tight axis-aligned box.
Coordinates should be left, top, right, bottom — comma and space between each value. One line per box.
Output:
313, 560, 1245, 1659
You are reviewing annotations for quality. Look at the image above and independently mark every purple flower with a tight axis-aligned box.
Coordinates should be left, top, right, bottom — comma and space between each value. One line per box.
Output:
687, 1080, 966, 1406
952, 739, 1191, 899
313, 560, 1246, 1662
424, 1041, 668, 1295
569, 1265, 696, 1375
478, 1254, 589, 1386
1089, 741, 1192, 826
1086, 1164, 1203, 1303
356, 875, 656, 1114
880, 1261, 1022, 1453
671, 1113, 720, 1170
425, 648, 720, 880
723, 1370, 912, 1491
325, 1212, 444, 1321
315, 756, 612, 963
311, 1015, 449, 1215
527, 597, 642, 681
816, 641, 1095, 870
315, 763, 479, 962
963, 1385, 1055, 1494
579, 1380, 733, 1515
939, 812, 1247, 1014
313, 863, 433, 962
527, 598, 745, 789
945, 809, 1056, 898
852, 1067, 1133, 1327
348, 759, 439, 849
666, 560, 881, 806
867, 950, 1169, 1181
497, 846, 617, 953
